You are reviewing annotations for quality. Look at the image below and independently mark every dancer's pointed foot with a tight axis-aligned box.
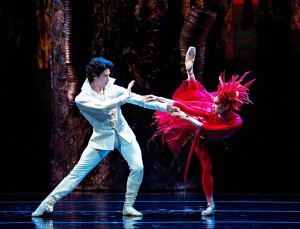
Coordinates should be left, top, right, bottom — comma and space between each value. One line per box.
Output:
31, 199, 54, 217
122, 206, 143, 216
201, 203, 215, 216
185, 46, 196, 71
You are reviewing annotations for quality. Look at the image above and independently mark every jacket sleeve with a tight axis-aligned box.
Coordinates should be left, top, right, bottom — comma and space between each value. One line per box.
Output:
127, 93, 169, 112
75, 91, 127, 112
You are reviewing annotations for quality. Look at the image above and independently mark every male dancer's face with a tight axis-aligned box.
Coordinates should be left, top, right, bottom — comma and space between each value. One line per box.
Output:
94, 68, 110, 89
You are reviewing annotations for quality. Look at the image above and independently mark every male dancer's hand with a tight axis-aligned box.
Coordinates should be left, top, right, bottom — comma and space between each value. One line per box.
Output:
119, 80, 135, 105
127, 80, 135, 95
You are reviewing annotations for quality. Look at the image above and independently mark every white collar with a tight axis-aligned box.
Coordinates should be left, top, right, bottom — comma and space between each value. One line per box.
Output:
81, 77, 116, 92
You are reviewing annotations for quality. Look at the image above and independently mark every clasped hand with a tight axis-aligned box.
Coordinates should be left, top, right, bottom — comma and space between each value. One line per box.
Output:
144, 95, 180, 114
144, 95, 158, 102
170, 110, 189, 119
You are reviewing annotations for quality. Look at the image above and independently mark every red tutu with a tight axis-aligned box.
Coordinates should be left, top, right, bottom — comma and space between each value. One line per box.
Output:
153, 79, 214, 157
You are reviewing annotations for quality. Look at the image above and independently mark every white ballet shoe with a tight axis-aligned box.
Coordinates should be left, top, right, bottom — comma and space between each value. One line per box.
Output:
185, 46, 196, 71
31, 198, 55, 217
122, 206, 143, 216
201, 203, 215, 216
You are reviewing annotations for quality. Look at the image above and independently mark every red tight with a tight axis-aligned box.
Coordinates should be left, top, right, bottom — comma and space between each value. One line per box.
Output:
184, 130, 213, 199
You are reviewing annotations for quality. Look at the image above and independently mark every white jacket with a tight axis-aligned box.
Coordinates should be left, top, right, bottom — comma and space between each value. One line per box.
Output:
75, 78, 168, 150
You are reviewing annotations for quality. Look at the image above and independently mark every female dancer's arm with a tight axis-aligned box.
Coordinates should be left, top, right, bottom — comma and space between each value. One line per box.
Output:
172, 111, 203, 128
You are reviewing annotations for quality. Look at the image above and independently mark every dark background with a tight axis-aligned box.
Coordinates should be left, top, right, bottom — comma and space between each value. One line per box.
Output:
1, 0, 300, 194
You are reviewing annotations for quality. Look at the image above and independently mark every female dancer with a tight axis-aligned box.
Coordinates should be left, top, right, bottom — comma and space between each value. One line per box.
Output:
146, 46, 255, 215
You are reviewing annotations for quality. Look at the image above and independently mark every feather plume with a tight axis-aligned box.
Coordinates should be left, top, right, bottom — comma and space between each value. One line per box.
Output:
217, 71, 255, 110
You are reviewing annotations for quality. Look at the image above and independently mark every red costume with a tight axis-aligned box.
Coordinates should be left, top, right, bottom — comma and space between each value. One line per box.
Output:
153, 72, 254, 201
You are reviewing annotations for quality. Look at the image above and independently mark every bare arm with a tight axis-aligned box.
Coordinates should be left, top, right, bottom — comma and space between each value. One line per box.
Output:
172, 110, 203, 128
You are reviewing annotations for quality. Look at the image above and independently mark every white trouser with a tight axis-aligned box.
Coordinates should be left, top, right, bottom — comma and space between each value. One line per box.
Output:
46, 133, 144, 203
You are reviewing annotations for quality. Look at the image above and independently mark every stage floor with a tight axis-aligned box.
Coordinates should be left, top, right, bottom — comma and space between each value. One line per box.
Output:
0, 192, 300, 228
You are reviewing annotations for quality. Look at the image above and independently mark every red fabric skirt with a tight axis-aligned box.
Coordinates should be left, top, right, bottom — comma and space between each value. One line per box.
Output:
153, 79, 214, 157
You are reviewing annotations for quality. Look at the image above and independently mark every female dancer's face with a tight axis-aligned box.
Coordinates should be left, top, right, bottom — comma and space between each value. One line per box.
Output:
212, 97, 228, 115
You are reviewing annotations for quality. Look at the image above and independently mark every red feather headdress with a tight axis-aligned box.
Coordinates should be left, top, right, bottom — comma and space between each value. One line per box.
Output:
217, 71, 256, 111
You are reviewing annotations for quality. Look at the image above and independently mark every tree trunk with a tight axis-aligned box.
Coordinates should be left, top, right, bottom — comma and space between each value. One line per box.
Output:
50, 0, 91, 188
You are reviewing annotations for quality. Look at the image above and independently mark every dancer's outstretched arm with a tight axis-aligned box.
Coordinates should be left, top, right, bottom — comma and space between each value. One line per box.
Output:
171, 110, 203, 128
144, 95, 174, 104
